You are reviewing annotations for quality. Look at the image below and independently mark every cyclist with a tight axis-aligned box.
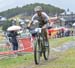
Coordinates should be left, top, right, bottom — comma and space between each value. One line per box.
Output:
28, 6, 52, 42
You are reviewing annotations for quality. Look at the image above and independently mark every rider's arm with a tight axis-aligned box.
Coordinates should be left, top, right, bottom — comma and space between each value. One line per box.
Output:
28, 13, 37, 27
48, 19, 54, 27
28, 21, 32, 27
43, 12, 54, 27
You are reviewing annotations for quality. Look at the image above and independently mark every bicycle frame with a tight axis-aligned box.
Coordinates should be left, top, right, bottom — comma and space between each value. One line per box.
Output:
34, 28, 46, 56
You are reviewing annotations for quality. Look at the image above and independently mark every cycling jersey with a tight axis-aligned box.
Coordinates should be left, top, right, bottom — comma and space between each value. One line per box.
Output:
31, 12, 49, 27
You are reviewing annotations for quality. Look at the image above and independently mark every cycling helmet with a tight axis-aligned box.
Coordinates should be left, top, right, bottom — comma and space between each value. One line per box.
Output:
34, 6, 42, 12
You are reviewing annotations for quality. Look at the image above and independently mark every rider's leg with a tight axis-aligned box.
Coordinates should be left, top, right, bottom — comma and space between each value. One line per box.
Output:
42, 28, 49, 47
42, 28, 48, 41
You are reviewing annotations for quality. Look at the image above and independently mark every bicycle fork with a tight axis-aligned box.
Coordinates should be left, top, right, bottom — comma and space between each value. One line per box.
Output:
38, 37, 45, 57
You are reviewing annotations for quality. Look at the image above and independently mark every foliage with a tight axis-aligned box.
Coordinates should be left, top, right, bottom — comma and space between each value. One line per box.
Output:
0, 3, 65, 18
2, 20, 12, 31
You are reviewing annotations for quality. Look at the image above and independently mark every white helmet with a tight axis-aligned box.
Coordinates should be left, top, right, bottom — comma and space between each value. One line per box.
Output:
34, 6, 42, 12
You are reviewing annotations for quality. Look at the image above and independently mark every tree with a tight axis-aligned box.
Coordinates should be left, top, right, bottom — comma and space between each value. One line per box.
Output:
2, 20, 12, 31
0, 3, 65, 18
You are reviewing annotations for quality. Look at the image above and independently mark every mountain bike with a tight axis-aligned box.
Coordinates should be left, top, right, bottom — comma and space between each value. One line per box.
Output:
33, 28, 50, 64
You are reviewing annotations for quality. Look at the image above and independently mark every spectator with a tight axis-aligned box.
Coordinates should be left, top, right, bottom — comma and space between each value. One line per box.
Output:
7, 31, 19, 50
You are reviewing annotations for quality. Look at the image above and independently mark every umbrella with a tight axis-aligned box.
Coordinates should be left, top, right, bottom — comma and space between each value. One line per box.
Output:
72, 23, 75, 26
7, 25, 22, 31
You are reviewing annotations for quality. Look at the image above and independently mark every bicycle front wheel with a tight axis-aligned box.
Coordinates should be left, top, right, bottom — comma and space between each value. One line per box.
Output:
34, 38, 41, 65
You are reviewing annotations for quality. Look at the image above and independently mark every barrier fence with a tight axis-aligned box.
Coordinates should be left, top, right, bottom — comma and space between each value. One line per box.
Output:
0, 37, 33, 55
0, 29, 73, 56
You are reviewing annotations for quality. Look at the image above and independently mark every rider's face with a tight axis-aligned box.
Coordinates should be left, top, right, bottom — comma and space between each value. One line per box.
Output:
36, 11, 42, 16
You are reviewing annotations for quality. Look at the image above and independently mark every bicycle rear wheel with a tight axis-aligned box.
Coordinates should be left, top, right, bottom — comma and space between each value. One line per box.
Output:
34, 38, 41, 64
43, 40, 50, 60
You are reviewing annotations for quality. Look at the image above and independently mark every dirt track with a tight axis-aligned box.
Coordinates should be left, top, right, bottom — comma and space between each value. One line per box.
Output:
18, 41, 75, 68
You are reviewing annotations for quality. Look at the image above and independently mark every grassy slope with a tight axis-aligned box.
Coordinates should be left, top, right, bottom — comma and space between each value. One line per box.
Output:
49, 36, 75, 47
0, 36, 75, 68
0, 54, 33, 68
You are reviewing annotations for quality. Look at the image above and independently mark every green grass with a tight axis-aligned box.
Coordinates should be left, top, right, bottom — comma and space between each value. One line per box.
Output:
49, 36, 75, 47
0, 54, 34, 68
0, 36, 75, 68
36, 48, 75, 68
0, 26, 2, 30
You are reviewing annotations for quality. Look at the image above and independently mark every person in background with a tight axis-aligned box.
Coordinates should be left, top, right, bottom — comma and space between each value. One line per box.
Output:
7, 31, 19, 50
